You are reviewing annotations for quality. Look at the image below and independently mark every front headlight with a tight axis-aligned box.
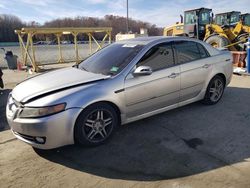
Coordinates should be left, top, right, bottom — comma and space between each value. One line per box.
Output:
19, 103, 66, 118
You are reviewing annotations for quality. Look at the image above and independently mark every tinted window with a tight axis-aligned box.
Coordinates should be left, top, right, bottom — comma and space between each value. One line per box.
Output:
230, 12, 240, 24
174, 41, 201, 64
197, 43, 210, 58
79, 43, 144, 75
243, 14, 250, 26
199, 11, 210, 25
137, 43, 174, 71
185, 11, 196, 24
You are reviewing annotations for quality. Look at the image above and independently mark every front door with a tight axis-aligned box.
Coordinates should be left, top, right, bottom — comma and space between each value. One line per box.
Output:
124, 42, 181, 118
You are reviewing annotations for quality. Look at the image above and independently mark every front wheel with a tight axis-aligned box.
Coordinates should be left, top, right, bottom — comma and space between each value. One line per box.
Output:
74, 103, 118, 146
205, 35, 229, 48
202, 75, 225, 105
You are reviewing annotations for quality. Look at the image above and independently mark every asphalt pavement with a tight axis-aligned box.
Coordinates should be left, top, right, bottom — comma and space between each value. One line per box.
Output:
0, 70, 250, 188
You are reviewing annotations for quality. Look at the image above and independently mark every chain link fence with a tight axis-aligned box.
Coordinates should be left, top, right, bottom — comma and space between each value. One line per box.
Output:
0, 43, 101, 68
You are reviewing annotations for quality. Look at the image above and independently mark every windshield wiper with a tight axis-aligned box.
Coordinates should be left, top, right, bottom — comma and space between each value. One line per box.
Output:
72, 64, 79, 68
107, 72, 117, 76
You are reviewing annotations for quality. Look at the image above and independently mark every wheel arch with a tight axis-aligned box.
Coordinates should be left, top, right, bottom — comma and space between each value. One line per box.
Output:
75, 100, 122, 127
214, 73, 226, 87
73, 100, 122, 145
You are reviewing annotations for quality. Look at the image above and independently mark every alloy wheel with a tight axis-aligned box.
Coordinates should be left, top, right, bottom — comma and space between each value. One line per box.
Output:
209, 78, 224, 102
83, 109, 113, 143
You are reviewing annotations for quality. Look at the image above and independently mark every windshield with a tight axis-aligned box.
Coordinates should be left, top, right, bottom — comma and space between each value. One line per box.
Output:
243, 15, 250, 26
199, 11, 210, 25
216, 13, 240, 25
230, 13, 240, 25
215, 14, 227, 25
185, 11, 196, 24
79, 43, 144, 75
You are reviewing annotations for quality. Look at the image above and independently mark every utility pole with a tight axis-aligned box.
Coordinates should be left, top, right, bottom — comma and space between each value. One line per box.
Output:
126, 0, 129, 33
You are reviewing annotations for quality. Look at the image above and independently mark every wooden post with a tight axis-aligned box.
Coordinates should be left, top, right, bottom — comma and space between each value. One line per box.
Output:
72, 32, 79, 64
29, 32, 39, 72
23, 33, 30, 66
109, 31, 111, 44
56, 34, 63, 63
88, 33, 92, 54
17, 33, 25, 65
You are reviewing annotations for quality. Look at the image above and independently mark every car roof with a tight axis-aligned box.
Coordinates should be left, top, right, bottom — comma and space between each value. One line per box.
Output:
116, 36, 221, 56
116, 36, 180, 45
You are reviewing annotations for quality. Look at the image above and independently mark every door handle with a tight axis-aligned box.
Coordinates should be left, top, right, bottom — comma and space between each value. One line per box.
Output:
168, 73, 179, 78
202, 64, 210, 69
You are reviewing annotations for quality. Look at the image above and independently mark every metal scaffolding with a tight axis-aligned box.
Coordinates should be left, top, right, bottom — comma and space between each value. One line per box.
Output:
15, 27, 112, 72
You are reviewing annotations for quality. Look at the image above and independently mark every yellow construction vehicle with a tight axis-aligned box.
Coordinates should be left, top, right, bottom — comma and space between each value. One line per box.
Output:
163, 15, 184, 36
163, 8, 213, 40
163, 8, 249, 51
241, 13, 250, 33
163, 22, 184, 36
205, 11, 249, 50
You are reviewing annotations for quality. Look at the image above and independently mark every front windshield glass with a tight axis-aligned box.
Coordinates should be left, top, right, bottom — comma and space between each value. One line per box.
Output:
230, 13, 240, 25
79, 43, 144, 75
199, 11, 210, 25
216, 15, 227, 25
185, 11, 196, 24
243, 15, 250, 26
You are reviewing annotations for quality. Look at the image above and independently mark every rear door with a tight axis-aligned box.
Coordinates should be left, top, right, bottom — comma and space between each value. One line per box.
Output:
173, 41, 211, 102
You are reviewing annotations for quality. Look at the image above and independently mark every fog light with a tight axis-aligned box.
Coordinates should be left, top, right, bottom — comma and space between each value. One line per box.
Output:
35, 137, 45, 144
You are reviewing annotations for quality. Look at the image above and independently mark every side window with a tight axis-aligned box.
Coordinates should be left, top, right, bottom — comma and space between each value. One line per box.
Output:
137, 43, 174, 71
197, 43, 210, 58
174, 41, 201, 64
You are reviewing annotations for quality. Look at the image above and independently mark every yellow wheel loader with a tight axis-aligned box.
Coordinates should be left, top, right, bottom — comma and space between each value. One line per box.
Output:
205, 11, 249, 50
163, 22, 184, 36
163, 8, 250, 51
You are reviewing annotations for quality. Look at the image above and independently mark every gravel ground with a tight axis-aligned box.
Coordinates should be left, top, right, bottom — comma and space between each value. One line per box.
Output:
0, 71, 250, 187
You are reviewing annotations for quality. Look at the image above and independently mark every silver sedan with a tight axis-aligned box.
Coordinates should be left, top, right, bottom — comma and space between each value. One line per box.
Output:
6, 37, 233, 149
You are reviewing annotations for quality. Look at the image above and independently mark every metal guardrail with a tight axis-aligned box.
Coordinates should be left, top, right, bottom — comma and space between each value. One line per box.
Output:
15, 27, 112, 72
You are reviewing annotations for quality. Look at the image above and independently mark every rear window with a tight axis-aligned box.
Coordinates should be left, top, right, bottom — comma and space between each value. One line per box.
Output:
174, 41, 201, 64
197, 43, 210, 58
174, 41, 210, 64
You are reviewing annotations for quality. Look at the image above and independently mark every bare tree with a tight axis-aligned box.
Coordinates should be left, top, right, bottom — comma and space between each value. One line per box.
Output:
0, 14, 25, 42
0, 14, 163, 42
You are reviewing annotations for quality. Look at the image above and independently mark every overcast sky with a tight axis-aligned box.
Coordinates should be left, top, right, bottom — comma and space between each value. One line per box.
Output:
0, 0, 249, 27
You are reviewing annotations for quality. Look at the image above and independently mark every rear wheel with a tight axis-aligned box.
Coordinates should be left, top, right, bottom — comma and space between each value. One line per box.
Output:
74, 103, 118, 146
205, 35, 229, 48
202, 75, 225, 105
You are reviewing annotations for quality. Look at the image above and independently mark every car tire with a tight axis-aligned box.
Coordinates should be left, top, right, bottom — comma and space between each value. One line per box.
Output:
205, 35, 229, 48
74, 102, 118, 146
202, 75, 225, 105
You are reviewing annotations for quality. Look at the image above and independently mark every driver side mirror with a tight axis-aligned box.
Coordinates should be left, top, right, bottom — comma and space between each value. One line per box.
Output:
133, 66, 152, 76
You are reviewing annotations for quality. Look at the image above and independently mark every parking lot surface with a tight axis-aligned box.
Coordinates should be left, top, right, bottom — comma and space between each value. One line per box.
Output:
0, 70, 250, 188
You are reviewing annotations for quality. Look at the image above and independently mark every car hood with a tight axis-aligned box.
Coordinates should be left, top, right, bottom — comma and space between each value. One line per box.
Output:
12, 67, 110, 103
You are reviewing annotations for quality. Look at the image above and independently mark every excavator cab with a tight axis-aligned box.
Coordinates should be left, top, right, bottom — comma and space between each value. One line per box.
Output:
215, 11, 241, 26
240, 13, 250, 33
184, 7, 212, 40
241, 14, 250, 26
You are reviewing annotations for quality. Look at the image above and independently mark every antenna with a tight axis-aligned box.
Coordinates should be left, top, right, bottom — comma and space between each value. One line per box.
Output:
126, 0, 129, 33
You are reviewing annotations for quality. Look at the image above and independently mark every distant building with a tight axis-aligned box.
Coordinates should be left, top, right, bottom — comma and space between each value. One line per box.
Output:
115, 28, 148, 41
